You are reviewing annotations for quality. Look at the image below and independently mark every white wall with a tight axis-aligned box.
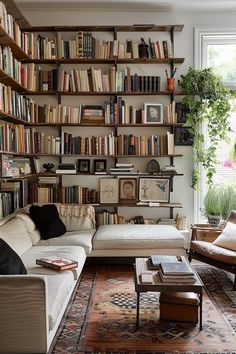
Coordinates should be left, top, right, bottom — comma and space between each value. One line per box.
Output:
20, 7, 236, 225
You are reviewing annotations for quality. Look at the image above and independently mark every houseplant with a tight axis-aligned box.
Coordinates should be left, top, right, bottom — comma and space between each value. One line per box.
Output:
203, 185, 223, 227
178, 67, 232, 189
221, 185, 236, 220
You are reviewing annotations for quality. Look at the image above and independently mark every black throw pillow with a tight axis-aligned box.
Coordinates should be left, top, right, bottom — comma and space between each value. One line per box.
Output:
29, 204, 66, 240
0, 238, 27, 274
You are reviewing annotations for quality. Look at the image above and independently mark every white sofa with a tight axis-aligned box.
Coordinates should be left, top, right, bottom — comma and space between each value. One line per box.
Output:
0, 204, 96, 354
0, 203, 185, 354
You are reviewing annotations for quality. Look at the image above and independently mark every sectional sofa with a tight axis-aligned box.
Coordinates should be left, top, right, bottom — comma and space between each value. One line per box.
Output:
0, 203, 186, 354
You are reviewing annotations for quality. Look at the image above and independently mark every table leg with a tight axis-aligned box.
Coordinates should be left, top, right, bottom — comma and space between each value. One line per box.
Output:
199, 291, 203, 330
136, 291, 140, 329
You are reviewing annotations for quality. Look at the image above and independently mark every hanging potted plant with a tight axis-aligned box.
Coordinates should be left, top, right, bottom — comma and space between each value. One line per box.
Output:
178, 67, 233, 189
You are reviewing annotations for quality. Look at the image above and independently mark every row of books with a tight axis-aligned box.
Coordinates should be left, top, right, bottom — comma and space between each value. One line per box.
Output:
0, 180, 28, 219
25, 31, 173, 60
0, 46, 22, 83
0, 2, 25, 53
0, 123, 29, 153
21, 65, 57, 92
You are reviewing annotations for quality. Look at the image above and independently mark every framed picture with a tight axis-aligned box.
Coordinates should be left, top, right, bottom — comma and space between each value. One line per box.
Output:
174, 126, 193, 146
176, 102, 190, 123
77, 159, 90, 173
144, 103, 163, 124
100, 178, 119, 204
139, 178, 170, 202
94, 159, 107, 173
119, 178, 137, 204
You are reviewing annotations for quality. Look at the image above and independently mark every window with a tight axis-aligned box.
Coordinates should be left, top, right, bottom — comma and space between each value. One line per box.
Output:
194, 29, 236, 221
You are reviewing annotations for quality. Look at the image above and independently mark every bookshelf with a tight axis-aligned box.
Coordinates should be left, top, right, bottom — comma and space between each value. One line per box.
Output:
0, 0, 186, 222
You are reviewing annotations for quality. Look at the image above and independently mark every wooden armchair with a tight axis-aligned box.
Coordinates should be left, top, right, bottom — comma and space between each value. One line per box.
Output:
188, 211, 236, 290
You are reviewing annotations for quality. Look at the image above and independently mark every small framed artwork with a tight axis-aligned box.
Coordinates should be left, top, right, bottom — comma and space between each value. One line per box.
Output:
144, 103, 163, 124
100, 178, 119, 204
139, 178, 170, 202
174, 126, 193, 146
119, 178, 137, 204
77, 159, 90, 173
94, 159, 107, 173
176, 102, 190, 123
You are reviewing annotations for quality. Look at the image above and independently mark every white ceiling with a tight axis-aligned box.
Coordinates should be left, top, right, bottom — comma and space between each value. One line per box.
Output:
14, 0, 236, 12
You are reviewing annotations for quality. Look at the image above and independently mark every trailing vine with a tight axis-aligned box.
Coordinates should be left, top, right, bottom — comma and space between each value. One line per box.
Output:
178, 67, 233, 189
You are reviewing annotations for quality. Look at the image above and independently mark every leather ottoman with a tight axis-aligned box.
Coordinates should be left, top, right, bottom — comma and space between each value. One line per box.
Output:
159, 292, 200, 323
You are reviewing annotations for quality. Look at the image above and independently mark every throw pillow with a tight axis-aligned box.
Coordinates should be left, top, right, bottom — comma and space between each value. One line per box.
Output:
213, 222, 236, 251
0, 238, 27, 274
29, 204, 66, 240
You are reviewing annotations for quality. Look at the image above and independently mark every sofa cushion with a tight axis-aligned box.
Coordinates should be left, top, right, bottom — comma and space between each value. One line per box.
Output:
191, 240, 236, 265
0, 218, 32, 256
29, 204, 66, 240
47, 271, 75, 330
213, 222, 236, 251
21, 245, 86, 280
93, 225, 184, 250
0, 238, 27, 274
36, 229, 96, 255
16, 214, 41, 245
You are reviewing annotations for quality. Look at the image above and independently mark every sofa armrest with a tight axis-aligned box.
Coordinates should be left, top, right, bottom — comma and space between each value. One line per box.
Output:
0, 275, 48, 354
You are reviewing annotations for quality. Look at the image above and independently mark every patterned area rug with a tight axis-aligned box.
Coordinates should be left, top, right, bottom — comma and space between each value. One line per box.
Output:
49, 265, 236, 354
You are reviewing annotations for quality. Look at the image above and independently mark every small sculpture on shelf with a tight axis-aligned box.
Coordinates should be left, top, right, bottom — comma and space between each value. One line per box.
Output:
43, 163, 55, 173
147, 159, 160, 174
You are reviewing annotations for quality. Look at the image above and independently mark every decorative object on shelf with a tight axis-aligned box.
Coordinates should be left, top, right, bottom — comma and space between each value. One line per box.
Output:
100, 178, 119, 204
166, 78, 175, 92
174, 126, 193, 146
144, 103, 163, 124
176, 102, 189, 123
176, 215, 188, 230
77, 159, 90, 173
138, 38, 149, 58
178, 67, 233, 189
94, 159, 107, 173
119, 178, 137, 204
42, 163, 55, 173
147, 159, 160, 174
139, 177, 170, 202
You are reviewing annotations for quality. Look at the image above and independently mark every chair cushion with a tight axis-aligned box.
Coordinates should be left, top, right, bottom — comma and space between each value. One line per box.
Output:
36, 229, 96, 255
93, 224, 184, 250
0, 238, 27, 274
213, 222, 236, 251
29, 204, 66, 240
191, 240, 236, 265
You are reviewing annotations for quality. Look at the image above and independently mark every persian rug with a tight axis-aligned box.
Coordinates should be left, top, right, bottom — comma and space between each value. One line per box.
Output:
49, 265, 236, 354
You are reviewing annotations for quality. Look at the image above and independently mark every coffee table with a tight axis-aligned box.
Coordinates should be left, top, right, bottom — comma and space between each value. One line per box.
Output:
134, 257, 204, 329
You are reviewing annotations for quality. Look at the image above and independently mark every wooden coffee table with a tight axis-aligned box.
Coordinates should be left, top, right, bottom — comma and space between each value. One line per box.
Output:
134, 257, 204, 329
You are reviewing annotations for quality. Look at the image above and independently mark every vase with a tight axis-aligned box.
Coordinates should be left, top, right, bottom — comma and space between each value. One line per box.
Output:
207, 214, 221, 228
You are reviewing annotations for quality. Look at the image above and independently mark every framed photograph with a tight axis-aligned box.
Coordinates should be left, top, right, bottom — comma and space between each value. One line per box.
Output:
94, 159, 107, 173
100, 178, 119, 204
77, 159, 90, 173
144, 103, 163, 124
119, 178, 137, 204
139, 178, 170, 202
174, 126, 193, 146
176, 102, 190, 123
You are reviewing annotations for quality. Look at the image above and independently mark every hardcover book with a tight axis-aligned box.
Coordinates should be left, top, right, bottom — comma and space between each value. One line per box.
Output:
36, 256, 78, 271
160, 262, 194, 276
149, 255, 178, 269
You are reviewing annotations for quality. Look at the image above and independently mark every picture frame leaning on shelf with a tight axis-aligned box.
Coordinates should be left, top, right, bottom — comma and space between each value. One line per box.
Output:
139, 177, 170, 202
144, 103, 163, 124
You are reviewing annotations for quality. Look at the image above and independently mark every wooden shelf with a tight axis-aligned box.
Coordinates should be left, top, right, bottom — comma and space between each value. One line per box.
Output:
22, 57, 185, 64
0, 151, 32, 156
33, 154, 183, 157
23, 25, 184, 33
0, 111, 32, 125
0, 174, 37, 180
0, 69, 27, 92
24, 91, 176, 96
47, 172, 184, 177
94, 202, 183, 208
30, 123, 182, 127
0, 26, 29, 60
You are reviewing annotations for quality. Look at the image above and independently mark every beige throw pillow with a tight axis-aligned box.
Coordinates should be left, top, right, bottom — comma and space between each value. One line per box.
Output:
213, 222, 236, 251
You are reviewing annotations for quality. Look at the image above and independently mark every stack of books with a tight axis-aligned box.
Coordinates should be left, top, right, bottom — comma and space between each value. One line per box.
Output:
56, 164, 76, 174
161, 165, 178, 175
159, 262, 196, 284
148, 255, 178, 269
110, 163, 135, 174
157, 218, 176, 226
81, 105, 105, 124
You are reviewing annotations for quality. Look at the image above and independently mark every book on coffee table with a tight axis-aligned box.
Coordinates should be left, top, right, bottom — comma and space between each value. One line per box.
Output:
159, 270, 196, 283
148, 255, 178, 269
160, 262, 194, 276
36, 256, 78, 271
